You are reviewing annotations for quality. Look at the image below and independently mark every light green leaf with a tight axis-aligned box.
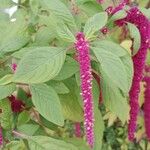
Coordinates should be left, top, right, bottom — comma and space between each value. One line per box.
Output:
110, 10, 127, 22
13, 47, 66, 84
0, 84, 16, 100
41, 0, 76, 28
59, 93, 83, 122
92, 47, 128, 94
0, 33, 29, 54
94, 109, 104, 150
127, 22, 141, 56
29, 0, 39, 15
17, 111, 30, 126
92, 40, 127, 57
27, 136, 78, 150
63, 138, 90, 150
54, 56, 79, 81
48, 81, 70, 94
57, 23, 76, 42
0, 74, 13, 85
30, 84, 64, 126
0, 0, 14, 9
0, 99, 13, 129
17, 124, 39, 136
101, 71, 129, 123
84, 12, 108, 39
121, 55, 133, 91
4, 140, 26, 150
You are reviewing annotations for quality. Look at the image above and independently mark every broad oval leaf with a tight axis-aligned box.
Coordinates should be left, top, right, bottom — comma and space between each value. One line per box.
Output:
127, 22, 141, 56
13, 47, 66, 84
92, 40, 127, 57
100, 71, 129, 123
0, 84, 16, 100
30, 84, 64, 126
92, 47, 128, 94
57, 23, 76, 43
41, 0, 76, 28
0, 74, 13, 85
110, 10, 127, 22
27, 136, 78, 150
84, 12, 108, 39
54, 56, 79, 81
0, 99, 14, 129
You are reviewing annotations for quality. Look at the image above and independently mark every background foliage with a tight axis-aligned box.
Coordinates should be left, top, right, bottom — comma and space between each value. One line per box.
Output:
0, 0, 150, 149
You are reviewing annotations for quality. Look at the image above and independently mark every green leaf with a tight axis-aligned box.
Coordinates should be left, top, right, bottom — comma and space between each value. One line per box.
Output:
13, 47, 66, 84
59, 78, 83, 122
29, 0, 39, 15
93, 109, 104, 150
48, 81, 70, 94
57, 23, 76, 42
92, 47, 128, 94
0, 33, 29, 54
127, 23, 141, 56
0, 0, 14, 9
54, 56, 79, 81
84, 12, 108, 39
110, 10, 127, 22
0, 84, 16, 100
17, 111, 30, 126
34, 27, 55, 46
63, 138, 90, 150
0, 99, 13, 129
41, 0, 76, 28
121, 55, 133, 91
30, 84, 64, 126
27, 136, 78, 150
4, 140, 26, 150
0, 74, 13, 85
17, 124, 39, 136
92, 40, 127, 57
101, 71, 129, 123
59, 93, 83, 122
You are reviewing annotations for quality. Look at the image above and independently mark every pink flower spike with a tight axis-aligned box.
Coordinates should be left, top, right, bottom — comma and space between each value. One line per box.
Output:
11, 63, 17, 73
105, 6, 113, 15
75, 122, 81, 138
0, 127, 3, 147
116, 7, 150, 141
143, 75, 150, 140
75, 32, 94, 148
112, 0, 128, 15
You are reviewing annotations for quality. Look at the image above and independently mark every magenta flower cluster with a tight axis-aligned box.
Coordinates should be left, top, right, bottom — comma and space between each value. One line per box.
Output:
116, 7, 150, 140
143, 73, 150, 139
75, 32, 94, 148
75, 122, 81, 138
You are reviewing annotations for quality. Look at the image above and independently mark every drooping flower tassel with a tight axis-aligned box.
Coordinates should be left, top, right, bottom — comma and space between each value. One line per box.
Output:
75, 32, 94, 148
116, 7, 150, 141
111, 0, 128, 15
104, 0, 128, 15
0, 127, 3, 148
143, 66, 150, 139
74, 122, 81, 138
